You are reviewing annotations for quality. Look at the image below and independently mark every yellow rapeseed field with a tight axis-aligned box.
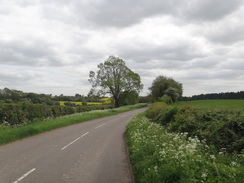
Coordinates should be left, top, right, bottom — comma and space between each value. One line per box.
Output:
59, 98, 113, 106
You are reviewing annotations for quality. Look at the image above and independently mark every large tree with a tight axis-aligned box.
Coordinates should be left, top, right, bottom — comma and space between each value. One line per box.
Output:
88, 56, 143, 107
149, 75, 183, 102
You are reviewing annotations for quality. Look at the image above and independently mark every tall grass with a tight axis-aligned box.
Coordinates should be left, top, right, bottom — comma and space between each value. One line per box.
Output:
126, 113, 244, 183
0, 103, 147, 145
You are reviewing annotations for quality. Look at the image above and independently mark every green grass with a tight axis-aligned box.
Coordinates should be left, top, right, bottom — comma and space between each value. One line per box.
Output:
0, 103, 147, 145
126, 112, 244, 183
173, 100, 244, 110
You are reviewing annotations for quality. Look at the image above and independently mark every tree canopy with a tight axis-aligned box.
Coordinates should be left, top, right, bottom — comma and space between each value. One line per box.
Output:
88, 56, 143, 107
149, 75, 183, 102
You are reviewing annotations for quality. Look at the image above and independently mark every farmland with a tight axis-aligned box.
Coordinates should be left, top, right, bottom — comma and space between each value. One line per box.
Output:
173, 99, 244, 110
126, 100, 244, 182
59, 97, 113, 106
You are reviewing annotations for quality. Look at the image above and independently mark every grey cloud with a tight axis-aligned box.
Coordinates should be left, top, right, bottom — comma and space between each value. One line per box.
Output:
73, 0, 181, 27
70, 0, 243, 28
180, 0, 242, 22
0, 39, 61, 67
119, 41, 205, 67
218, 59, 244, 70
207, 25, 244, 45
0, 68, 36, 88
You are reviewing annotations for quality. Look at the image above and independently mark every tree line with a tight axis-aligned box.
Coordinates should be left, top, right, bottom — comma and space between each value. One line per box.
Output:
0, 88, 101, 105
181, 91, 244, 101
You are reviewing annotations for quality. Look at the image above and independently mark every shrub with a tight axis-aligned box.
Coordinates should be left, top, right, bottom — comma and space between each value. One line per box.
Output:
160, 107, 178, 126
145, 103, 244, 153
160, 94, 173, 104
126, 113, 244, 183
145, 102, 169, 121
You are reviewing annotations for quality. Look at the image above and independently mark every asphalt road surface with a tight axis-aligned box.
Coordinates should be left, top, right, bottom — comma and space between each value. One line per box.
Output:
0, 108, 147, 183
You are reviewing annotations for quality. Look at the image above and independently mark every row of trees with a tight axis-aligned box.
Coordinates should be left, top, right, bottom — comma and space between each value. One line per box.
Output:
0, 88, 101, 105
181, 91, 244, 101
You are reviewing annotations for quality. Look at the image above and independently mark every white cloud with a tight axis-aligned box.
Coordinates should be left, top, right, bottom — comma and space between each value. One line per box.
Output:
0, 0, 243, 97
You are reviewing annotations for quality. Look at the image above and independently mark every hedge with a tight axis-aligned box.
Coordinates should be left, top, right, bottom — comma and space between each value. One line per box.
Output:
0, 103, 111, 126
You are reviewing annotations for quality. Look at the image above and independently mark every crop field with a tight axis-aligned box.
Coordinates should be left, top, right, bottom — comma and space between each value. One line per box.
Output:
59, 97, 113, 106
173, 99, 244, 110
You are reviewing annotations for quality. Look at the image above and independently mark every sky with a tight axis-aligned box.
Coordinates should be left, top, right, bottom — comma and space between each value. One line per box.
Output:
0, 0, 244, 97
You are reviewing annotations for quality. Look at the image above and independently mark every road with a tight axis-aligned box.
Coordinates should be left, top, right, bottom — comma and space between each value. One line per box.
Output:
0, 108, 146, 183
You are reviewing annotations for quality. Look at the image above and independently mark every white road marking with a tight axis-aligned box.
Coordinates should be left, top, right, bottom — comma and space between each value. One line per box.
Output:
13, 168, 36, 183
61, 132, 89, 150
95, 123, 106, 129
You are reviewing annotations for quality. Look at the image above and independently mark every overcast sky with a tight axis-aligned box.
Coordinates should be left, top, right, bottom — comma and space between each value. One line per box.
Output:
0, 0, 244, 97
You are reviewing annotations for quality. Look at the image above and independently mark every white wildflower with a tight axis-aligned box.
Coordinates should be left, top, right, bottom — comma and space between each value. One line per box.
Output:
201, 173, 207, 178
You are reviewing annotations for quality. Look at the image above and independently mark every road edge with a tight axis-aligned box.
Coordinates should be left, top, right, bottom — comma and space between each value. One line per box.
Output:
123, 132, 135, 183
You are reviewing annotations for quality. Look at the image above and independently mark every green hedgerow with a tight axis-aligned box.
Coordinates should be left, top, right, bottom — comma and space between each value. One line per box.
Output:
126, 113, 244, 183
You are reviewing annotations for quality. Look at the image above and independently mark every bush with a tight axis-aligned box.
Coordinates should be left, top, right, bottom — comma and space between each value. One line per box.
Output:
160, 107, 178, 126
126, 113, 244, 183
145, 102, 169, 121
160, 94, 173, 104
146, 104, 244, 153
167, 107, 244, 153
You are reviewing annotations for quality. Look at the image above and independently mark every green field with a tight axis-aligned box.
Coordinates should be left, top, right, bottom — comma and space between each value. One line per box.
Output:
173, 99, 244, 110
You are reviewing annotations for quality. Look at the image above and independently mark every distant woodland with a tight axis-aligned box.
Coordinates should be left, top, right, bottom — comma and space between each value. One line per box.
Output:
181, 91, 244, 101
0, 88, 100, 104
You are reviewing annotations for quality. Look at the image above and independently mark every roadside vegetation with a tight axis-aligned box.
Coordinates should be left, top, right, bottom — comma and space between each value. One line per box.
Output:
0, 103, 147, 145
0, 103, 113, 126
126, 100, 244, 182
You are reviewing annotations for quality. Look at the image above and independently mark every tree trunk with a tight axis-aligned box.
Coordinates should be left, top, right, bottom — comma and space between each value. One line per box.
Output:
114, 98, 120, 108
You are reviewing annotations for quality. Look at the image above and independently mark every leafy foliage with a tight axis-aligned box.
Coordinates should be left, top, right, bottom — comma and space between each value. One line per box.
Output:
0, 103, 111, 126
160, 94, 173, 104
149, 75, 183, 102
146, 102, 244, 153
89, 56, 143, 107
127, 113, 244, 183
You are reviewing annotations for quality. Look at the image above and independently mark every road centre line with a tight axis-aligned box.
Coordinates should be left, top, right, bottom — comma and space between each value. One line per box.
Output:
13, 168, 36, 183
61, 132, 89, 150
95, 123, 106, 129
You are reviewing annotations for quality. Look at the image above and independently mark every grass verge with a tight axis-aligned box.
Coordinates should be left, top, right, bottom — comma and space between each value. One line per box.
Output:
126, 112, 244, 183
0, 103, 147, 145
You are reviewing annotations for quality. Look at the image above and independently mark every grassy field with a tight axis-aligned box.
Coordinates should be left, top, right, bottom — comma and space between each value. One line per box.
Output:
173, 99, 244, 110
0, 103, 147, 145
